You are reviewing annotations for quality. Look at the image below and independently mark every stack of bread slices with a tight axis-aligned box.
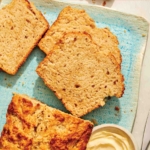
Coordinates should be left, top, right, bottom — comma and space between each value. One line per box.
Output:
37, 6, 125, 117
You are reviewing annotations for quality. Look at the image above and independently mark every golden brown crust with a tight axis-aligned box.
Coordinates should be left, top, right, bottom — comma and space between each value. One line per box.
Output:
0, 93, 93, 150
0, 0, 49, 75
36, 32, 125, 117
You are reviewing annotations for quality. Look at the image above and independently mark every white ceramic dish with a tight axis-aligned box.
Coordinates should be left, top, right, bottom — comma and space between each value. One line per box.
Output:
88, 124, 138, 150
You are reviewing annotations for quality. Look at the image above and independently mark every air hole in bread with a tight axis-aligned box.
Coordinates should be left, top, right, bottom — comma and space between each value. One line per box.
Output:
74, 37, 77, 41
91, 75, 94, 78
34, 126, 37, 132
107, 71, 110, 75
26, 19, 31, 23
92, 85, 95, 88
76, 53, 80, 56
74, 103, 77, 107
75, 84, 80, 88
114, 80, 118, 85
62, 88, 66, 91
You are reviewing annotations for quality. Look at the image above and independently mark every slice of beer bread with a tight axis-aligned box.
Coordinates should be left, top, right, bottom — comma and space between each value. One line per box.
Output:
0, 0, 49, 75
38, 6, 96, 54
36, 32, 124, 117
38, 6, 121, 64
0, 93, 93, 150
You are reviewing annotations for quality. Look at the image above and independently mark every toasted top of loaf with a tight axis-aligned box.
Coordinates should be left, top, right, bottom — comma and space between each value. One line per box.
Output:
0, 93, 93, 150
36, 32, 124, 117
0, 0, 49, 75
38, 6, 121, 64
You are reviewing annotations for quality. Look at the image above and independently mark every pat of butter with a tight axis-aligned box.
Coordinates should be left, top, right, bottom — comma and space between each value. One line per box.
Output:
86, 130, 134, 150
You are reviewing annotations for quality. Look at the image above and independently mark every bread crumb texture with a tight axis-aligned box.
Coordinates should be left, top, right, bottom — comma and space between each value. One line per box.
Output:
36, 32, 124, 117
0, 93, 93, 150
38, 6, 121, 64
0, 0, 49, 75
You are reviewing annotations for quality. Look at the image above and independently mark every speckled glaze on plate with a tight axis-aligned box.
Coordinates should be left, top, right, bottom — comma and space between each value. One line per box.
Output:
0, 0, 149, 133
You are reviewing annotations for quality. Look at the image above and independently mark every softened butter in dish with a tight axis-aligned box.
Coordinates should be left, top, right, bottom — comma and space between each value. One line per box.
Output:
86, 124, 138, 150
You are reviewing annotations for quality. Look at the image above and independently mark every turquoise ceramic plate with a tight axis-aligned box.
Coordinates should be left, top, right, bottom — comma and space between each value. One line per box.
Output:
0, 0, 149, 133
